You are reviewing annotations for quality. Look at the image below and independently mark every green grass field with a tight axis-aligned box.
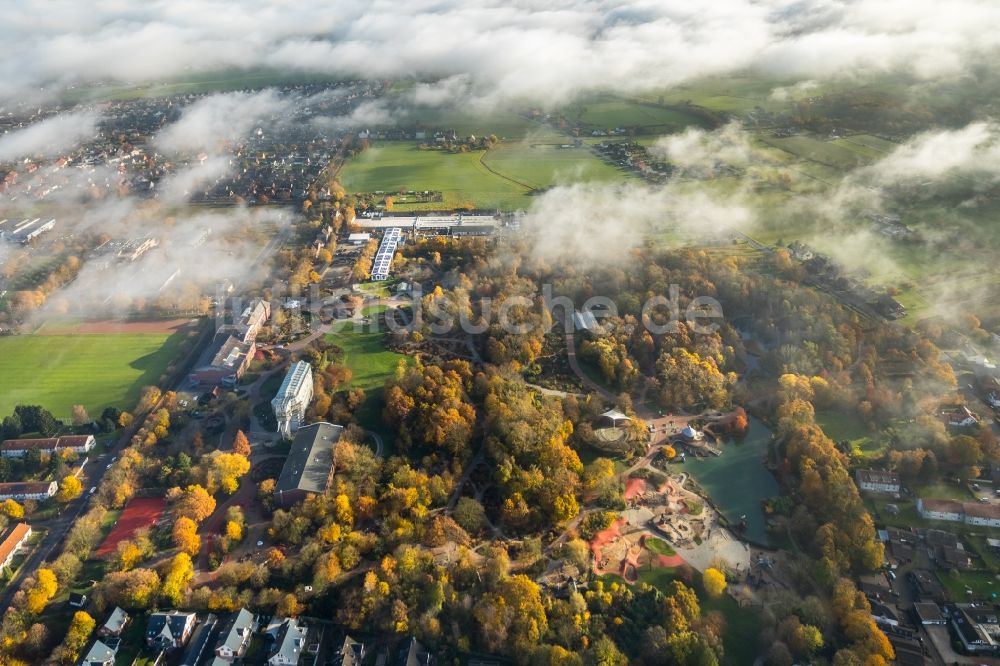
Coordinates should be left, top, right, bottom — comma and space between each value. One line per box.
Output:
340, 143, 531, 210
482, 143, 625, 190
326, 314, 413, 450
0, 333, 186, 420
562, 96, 710, 132
340, 140, 630, 211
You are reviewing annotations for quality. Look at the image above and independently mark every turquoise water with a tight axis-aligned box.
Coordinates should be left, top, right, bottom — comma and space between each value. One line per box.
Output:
683, 416, 779, 545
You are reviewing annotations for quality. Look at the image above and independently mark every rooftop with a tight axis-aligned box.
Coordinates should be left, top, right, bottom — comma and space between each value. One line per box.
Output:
0, 523, 31, 564
275, 422, 343, 495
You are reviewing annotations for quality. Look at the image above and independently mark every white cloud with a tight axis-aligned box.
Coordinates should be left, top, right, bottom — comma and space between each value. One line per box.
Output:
1, 1, 1000, 105
0, 110, 100, 161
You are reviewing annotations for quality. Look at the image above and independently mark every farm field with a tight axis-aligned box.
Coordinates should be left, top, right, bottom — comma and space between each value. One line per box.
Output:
561, 96, 711, 132
339, 143, 531, 210
0, 330, 188, 420
482, 142, 626, 190
340, 140, 629, 210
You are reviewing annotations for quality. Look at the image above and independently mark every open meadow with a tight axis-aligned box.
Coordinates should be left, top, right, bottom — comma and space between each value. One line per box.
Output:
0, 328, 189, 420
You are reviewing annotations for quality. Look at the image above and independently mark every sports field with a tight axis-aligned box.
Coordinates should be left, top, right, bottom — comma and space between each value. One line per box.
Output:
95, 497, 167, 557
0, 328, 189, 420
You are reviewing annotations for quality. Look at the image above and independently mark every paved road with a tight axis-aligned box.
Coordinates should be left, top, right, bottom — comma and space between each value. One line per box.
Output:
0, 432, 135, 611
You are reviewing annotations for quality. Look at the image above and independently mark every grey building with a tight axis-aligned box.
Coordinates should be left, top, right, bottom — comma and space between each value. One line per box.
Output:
274, 422, 343, 507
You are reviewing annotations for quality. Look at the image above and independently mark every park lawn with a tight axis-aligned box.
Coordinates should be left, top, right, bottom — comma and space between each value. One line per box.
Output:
0, 332, 187, 421
815, 409, 879, 454
481, 143, 626, 191
325, 321, 413, 451
937, 570, 1000, 602
701, 592, 765, 666
339, 142, 531, 210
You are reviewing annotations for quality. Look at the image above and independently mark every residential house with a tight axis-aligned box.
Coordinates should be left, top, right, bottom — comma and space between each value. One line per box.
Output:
943, 406, 979, 429
267, 618, 308, 666
180, 615, 217, 666
213, 608, 256, 662
0, 434, 95, 458
855, 469, 901, 495
0, 481, 57, 501
914, 602, 946, 625
917, 498, 1000, 528
916, 498, 964, 522
910, 570, 946, 603
79, 639, 117, 666
99, 607, 129, 638
274, 422, 343, 507
395, 637, 432, 666
951, 606, 998, 654
146, 611, 197, 651
0, 523, 31, 570
69, 592, 88, 608
331, 636, 364, 666
271, 362, 314, 440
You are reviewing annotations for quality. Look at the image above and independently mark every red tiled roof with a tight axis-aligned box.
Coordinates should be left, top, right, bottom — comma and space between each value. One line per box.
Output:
1, 435, 92, 451
0, 523, 31, 564
0, 481, 56, 496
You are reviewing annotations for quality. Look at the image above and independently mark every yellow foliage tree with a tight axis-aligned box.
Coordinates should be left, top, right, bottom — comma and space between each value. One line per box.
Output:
26, 568, 58, 614
172, 516, 201, 556
175, 485, 216, 523
161, 553, 194, 606
56, 475, 83, 503
703, 567, 727, 598
225, 520, 243, 542
0, 498, 24, 519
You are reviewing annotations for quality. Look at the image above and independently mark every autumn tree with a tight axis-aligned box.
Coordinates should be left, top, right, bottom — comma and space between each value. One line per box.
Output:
52, 610, 95, 665
56, 476, 83, 503
161, 553, 194, 606
703, 567, 726, 598
232, 430, 252, 457
174, 485, 216, 523
25, 568, 58, 614
70, 405, 90, 427
172, 516, 201, 556
0, 499, 24, 519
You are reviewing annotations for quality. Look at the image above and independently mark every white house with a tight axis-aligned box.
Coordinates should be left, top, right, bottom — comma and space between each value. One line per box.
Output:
0, 434, 95, 458
917, 498, 964, 522
271, 361, 314, 440
855, 469, 901, 495
0, 523, 31, 571
917, 498, 1000, 527
0, 481, 57, 501
267, 618, 308, 666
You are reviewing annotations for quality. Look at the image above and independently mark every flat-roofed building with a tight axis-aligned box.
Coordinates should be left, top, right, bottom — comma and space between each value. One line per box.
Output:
272, 362, 313, 439
274, 422, 342, 507
370, 227, 401, 281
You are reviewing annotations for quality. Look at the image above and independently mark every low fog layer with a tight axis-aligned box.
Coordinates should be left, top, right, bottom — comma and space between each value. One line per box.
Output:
3, 1, 1000, 105
0, 111, 101, 161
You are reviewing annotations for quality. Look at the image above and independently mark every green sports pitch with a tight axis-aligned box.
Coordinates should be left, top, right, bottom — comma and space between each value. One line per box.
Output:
0, 332, 188, 421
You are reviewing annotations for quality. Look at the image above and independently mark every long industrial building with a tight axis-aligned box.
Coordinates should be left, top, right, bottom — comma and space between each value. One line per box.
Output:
370, 227, 401, 281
